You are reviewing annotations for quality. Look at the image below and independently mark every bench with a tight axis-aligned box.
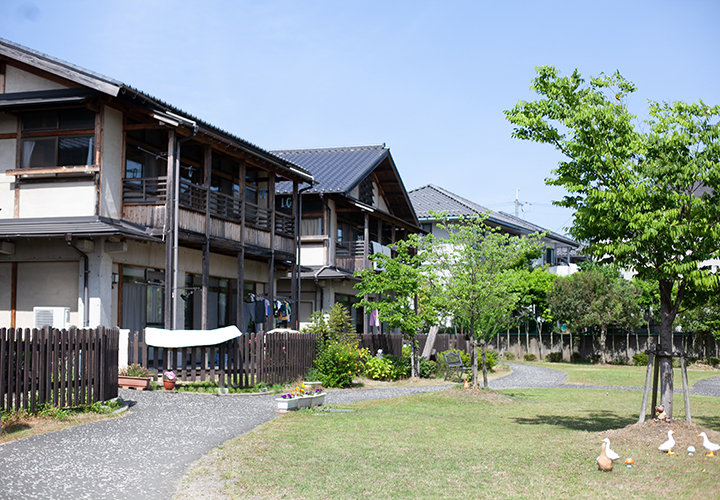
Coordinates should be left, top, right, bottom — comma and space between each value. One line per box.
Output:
442, 352, 468, 382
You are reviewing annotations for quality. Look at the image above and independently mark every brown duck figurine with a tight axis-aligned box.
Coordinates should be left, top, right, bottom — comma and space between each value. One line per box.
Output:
598, 441, 613, 471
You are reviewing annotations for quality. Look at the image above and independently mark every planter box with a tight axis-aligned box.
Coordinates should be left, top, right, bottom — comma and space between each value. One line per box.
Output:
275, 397, 299, 411
118, 375, 151, 390
275, 392, 327, 411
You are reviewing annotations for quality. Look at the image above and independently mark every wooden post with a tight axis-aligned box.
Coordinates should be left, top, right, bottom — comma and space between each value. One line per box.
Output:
237, 160, 246, 332
201, 146, 212, 330
651, 350, 661, 419
363, 212, 370, 335
638, 351, 655, 423
681, 353, 692, 423
291, 180, 299, 329
164, 130, 176, 329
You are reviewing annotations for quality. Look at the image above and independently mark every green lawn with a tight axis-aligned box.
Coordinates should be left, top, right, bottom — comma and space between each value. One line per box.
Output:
538, 362, 719, 388
175, 387, 720, 499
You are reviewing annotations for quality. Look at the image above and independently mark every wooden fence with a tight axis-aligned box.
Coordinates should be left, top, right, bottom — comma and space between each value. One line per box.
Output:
358, 333, 472, 357
127, 330, 318, 388
1, 327, 118, 413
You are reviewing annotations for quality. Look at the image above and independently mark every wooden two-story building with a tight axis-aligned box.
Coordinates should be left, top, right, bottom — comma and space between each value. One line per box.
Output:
0, 38, 313, 334
273, 145, 422, 333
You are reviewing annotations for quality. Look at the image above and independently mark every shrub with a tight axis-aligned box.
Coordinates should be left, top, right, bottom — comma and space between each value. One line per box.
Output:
524, 353, 537, 362
545, 352, 563, 363
364, 356, 395, 380
385, 354, 411, 379
419, 359, 437, 379
710, 357, 720, 368
302, 304, 358, 357
119, 363, 152, 378
504, 352, 516, 361
314, 342, 364, 388
633, 353, 649, 366
570, 352, 584, 363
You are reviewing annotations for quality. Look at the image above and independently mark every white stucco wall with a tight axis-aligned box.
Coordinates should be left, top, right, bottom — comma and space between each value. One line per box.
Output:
0, 263, 11, 326
4, 65, 68, 93
101, 105, 123, 219
0, 138, 15, 218
19, 181, 96, 217
0, 112, 17, 218
300, 243, 325, 266
15, 261, 79, 328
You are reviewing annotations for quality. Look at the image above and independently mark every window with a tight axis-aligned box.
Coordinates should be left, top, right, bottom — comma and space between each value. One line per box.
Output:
21, 108, 95, 168
359, 176, 374, 205
301, 217, 323, 236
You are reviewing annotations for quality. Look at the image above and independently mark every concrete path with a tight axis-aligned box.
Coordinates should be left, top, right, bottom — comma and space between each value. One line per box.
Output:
1, 365, 718, 499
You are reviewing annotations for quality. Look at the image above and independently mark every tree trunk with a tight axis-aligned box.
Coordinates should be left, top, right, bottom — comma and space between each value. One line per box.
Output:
480, 339, 489, 388
658, 279, 677, 419
471, 334, 478, 389
411, 337, 420, 378
599, 326, 608, 364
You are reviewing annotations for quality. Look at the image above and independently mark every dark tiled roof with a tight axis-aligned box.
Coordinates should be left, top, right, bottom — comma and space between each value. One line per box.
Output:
273, 145, 388, 195
0, 216, 157, 240
408, 184, 578, 246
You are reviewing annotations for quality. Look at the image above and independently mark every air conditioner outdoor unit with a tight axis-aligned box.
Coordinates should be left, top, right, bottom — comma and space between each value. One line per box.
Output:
33, 307, 70, 329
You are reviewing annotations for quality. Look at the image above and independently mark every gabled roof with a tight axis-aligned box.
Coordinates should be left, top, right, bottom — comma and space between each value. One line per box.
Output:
409, 184, 579, 247
273, 145, 388, 195
0, 37, 313, 184
274, 145, 419, 226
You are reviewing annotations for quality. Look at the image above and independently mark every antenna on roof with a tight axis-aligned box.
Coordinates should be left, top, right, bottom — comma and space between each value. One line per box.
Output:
515, 189, 525, 218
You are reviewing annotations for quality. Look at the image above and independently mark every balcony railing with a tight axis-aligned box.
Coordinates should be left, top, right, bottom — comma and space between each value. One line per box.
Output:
122, 177, 167, 204
275, 212, 295, 238
336, 240, 365, 257
245, 202, 271, 231
209, 190, 242, 222
178, 179, 206, 212
123, 177, 295, 238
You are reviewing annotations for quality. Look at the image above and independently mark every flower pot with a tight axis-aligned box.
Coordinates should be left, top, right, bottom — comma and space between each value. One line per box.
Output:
275, 397, 299, 411
163, 379, 176, 390
118, 375, 151, 390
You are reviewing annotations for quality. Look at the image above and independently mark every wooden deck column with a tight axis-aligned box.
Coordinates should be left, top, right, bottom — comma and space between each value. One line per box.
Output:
201, 146, 212, 330
363, 212, 370, 334
164, 130, 176, 329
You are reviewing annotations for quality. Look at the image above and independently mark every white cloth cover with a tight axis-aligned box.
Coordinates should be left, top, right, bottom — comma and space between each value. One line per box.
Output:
144, 325, 242, 348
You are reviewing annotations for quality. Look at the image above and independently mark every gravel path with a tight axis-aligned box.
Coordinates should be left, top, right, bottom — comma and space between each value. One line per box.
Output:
1, 365, 719, 500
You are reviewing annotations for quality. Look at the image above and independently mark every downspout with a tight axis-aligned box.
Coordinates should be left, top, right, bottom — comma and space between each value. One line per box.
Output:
171, 121, 198, 329
295, 184, 313, 328
65, 234, 89, 328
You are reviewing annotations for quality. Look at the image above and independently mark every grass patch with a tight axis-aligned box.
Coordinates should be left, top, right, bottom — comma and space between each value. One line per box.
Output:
541, 362, 719, 388
1, 400, 124, 444
174, 388, 720, 499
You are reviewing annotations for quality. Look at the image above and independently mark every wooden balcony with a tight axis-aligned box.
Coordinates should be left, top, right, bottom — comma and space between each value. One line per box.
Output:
335, 240, 366, 273
122, 177, 296, 255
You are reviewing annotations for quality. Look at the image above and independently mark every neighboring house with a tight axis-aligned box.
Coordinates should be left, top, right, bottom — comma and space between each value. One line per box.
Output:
0, 38, 313, 334
408, 184, 582, 274
273, 145, 422, 333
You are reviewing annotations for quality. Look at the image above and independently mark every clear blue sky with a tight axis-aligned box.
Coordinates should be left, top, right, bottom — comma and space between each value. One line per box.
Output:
2, 0, 718, 235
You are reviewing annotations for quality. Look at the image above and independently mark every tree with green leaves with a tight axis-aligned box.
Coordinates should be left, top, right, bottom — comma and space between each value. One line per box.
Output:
430, 215, 545, 388
354, 234, 438, 378
509, 266, 558, 356
506, 66, 720, 417
548, 266, 642, 363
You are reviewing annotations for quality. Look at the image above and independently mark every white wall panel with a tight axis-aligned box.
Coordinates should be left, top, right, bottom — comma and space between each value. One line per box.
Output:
19, 182, 96, 217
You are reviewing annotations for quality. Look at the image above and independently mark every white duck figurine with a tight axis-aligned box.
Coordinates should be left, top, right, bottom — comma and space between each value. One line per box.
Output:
602, 438, 620, 461
698, 432, 720, 457
658, 430, 675, 454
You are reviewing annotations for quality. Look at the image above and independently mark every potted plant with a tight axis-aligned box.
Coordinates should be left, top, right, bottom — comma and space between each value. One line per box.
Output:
163, 370, 177, 390
275, 384, 326, 411
118, 364, 152, 390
